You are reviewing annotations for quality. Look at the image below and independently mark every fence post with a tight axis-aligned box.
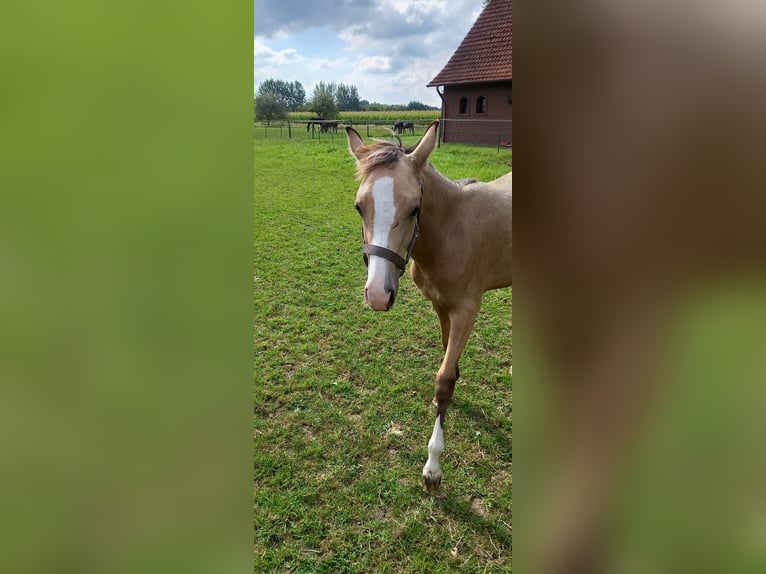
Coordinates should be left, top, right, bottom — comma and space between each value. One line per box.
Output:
288, 121, 291, 139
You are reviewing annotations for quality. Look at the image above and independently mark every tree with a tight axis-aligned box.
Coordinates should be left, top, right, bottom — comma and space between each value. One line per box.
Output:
308, 82, 339, 119
406, 100, 433, 111
256, 78, 306, 111
254, 92, 287, 125
258, 78, 286, 97
335, 83, 361, 111
284, 81, 306, 111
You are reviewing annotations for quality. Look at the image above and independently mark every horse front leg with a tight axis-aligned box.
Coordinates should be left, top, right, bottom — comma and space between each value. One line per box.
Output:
433, 303, 450, 351
422, 304, 479, 491
433, 303, 461, 382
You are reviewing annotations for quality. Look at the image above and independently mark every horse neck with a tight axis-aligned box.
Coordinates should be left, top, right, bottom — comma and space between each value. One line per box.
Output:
412, 165, 462, 264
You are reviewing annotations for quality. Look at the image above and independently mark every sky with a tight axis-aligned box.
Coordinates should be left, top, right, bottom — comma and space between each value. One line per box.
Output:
254, 0, 485, 107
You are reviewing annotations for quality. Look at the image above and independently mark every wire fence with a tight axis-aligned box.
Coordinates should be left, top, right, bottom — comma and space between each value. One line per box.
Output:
253, 120, 431, 141
253, 118, 512, 150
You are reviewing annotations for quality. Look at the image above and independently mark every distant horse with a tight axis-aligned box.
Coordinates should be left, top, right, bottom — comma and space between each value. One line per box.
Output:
307, 119, 339, 135
393, 121, 414, 135
321, 121, 339, 133
346, 120, 512, 491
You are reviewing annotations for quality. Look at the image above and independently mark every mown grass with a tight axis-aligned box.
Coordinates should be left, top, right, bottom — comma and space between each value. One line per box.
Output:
254, 134, 512, 572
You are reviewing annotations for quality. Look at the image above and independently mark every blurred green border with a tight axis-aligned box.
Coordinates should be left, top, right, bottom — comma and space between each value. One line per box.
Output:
0, 2, 253, 573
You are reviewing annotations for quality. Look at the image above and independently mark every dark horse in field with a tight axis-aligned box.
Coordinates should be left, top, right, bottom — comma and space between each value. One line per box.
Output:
393, 121, 414, 135
307, 119, 339, 134
322, 121, 339, 133
346, 120, 512, 491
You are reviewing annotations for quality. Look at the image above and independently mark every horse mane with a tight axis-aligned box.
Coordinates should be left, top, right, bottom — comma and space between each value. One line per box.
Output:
353, 141, 414, 180
354, 141, 471, 195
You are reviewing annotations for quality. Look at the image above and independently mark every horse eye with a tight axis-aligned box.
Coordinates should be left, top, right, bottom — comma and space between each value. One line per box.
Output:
410, 206, 420, 217
354, 203, 362, 215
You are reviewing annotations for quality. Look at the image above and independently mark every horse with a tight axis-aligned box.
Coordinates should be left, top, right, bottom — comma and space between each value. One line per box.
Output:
392, 121, 414, 135
345, 120, 512, 491
321, 121, 339, 134
307, 119, 339, 136
307, 118, 323, 132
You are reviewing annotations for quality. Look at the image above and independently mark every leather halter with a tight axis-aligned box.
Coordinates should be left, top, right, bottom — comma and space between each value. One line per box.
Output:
362, 180, 423, 278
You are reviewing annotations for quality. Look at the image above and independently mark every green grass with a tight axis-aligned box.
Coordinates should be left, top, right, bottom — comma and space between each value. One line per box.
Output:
253, 123, 514, 166
254, 134, 512, 572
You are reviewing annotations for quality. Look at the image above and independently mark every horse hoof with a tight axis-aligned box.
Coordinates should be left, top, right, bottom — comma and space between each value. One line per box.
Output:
422, 472, 442, 492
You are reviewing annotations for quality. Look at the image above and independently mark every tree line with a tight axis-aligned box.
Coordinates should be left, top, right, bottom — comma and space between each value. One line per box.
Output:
254, 78, 437, 124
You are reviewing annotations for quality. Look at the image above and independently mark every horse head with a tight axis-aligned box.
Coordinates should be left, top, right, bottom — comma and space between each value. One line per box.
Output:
346, 121, 439, 311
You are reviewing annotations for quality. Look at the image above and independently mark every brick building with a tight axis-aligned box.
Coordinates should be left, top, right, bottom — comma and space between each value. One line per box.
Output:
428, 0, 512, 146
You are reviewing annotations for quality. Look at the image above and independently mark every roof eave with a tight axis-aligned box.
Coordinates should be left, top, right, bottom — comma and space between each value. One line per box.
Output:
427, 77, 512, 88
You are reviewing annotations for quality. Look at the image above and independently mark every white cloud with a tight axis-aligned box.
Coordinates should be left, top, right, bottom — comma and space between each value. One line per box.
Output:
356, 56, 392, 74
254, 0, 487, 105
254, 39, 304, 66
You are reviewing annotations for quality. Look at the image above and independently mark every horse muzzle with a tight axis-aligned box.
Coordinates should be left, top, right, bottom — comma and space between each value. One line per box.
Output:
364, 285, 397, 311
364, 258, 400, 311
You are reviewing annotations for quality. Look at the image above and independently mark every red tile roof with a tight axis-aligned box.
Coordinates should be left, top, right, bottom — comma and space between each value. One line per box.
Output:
428, 0, 512, 86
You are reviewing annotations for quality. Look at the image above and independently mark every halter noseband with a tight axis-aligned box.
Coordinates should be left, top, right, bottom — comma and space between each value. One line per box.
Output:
362, 180, 423, 278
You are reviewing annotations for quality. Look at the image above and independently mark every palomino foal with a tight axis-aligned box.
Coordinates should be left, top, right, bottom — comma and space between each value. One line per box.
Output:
346, 121, 512, 491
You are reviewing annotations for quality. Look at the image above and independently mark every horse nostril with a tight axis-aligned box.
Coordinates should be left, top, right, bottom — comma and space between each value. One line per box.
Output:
386, 290, 396, 310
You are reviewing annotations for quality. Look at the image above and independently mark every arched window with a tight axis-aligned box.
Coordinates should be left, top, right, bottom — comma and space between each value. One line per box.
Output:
459, 97, 469, 114
476, 96, 487, 114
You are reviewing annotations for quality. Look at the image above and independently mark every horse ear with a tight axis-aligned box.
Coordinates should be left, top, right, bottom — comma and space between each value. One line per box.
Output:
408, 120, 439, 170
346, 126, 366, 159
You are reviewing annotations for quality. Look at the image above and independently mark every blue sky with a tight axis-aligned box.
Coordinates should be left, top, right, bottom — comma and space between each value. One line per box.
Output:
254, 0, 485, 107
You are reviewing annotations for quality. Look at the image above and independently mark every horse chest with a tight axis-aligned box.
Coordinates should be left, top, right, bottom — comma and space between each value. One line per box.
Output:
411, 260, 465, 307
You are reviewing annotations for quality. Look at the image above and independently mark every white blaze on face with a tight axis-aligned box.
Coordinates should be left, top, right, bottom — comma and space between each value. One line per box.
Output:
370, 176, 395, 247
364, 176, 397, 310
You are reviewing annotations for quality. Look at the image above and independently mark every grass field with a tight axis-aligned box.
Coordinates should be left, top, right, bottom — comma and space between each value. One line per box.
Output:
254, 133, 512, 572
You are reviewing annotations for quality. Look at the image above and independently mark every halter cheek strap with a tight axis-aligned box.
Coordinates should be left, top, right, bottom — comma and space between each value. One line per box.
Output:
361, 180, 423, 278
